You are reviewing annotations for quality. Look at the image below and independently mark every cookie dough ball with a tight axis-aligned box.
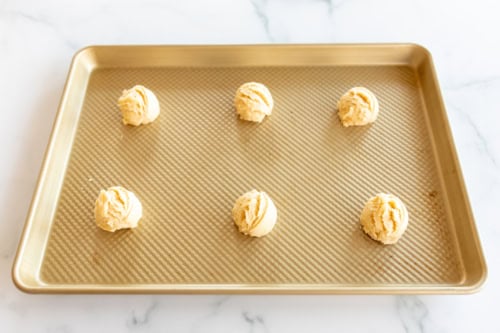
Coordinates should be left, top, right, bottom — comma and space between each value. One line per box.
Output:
95, 186, 143, 232
118, 85, 160, 126
337, 87, 379, 127
232, 190, 277, 237
360, 193, 408, 244
234, 82, 274, 122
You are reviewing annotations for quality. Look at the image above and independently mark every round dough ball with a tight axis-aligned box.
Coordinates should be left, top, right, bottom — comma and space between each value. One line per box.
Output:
118, 85, 160, 126
232, 189, 277, 237
95, 186, 143, 232
360, 193, 408, 244
337, 87, 379, 127
234, 82, 274, 122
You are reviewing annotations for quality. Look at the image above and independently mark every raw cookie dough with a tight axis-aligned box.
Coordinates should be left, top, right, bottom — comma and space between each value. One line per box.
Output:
360, 193, 408, 244
118, 85, 160, 126
337, 87, 379, 127
234, 82, 274, 122
95, 186, 143, 232
232, 189, 277, 237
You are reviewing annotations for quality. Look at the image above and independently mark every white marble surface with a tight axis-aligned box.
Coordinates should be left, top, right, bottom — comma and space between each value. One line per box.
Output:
1, 0, 499, 331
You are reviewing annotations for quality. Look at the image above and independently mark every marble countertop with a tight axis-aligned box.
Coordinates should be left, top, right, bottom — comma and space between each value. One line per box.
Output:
1, 0, 499, 331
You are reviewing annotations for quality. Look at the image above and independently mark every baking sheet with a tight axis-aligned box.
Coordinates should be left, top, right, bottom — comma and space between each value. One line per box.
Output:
12, 45, 486, 293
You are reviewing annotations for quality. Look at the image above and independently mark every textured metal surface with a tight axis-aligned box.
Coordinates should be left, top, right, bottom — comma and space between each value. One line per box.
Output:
13, 45, 486, 293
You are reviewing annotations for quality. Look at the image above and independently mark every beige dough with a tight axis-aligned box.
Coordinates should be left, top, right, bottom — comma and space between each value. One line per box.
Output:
234, 82, 274, 122
232, 190, 277, 237
95, 186, 143, 232
360, 193, 408, 244
337, 87, 379, 127
118, 85, 160, 126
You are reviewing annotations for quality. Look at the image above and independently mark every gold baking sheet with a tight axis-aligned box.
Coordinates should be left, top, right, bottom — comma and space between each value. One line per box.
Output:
12, 44, 486, 293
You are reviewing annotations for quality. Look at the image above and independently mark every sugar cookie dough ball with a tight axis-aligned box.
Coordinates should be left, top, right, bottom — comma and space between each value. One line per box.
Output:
234, 82, 274, 122
118, 85, 160, 126
337, 87, 379, 127
232, 190, 277, 237
360, 193, 408, 244
95, 186, 143, 232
